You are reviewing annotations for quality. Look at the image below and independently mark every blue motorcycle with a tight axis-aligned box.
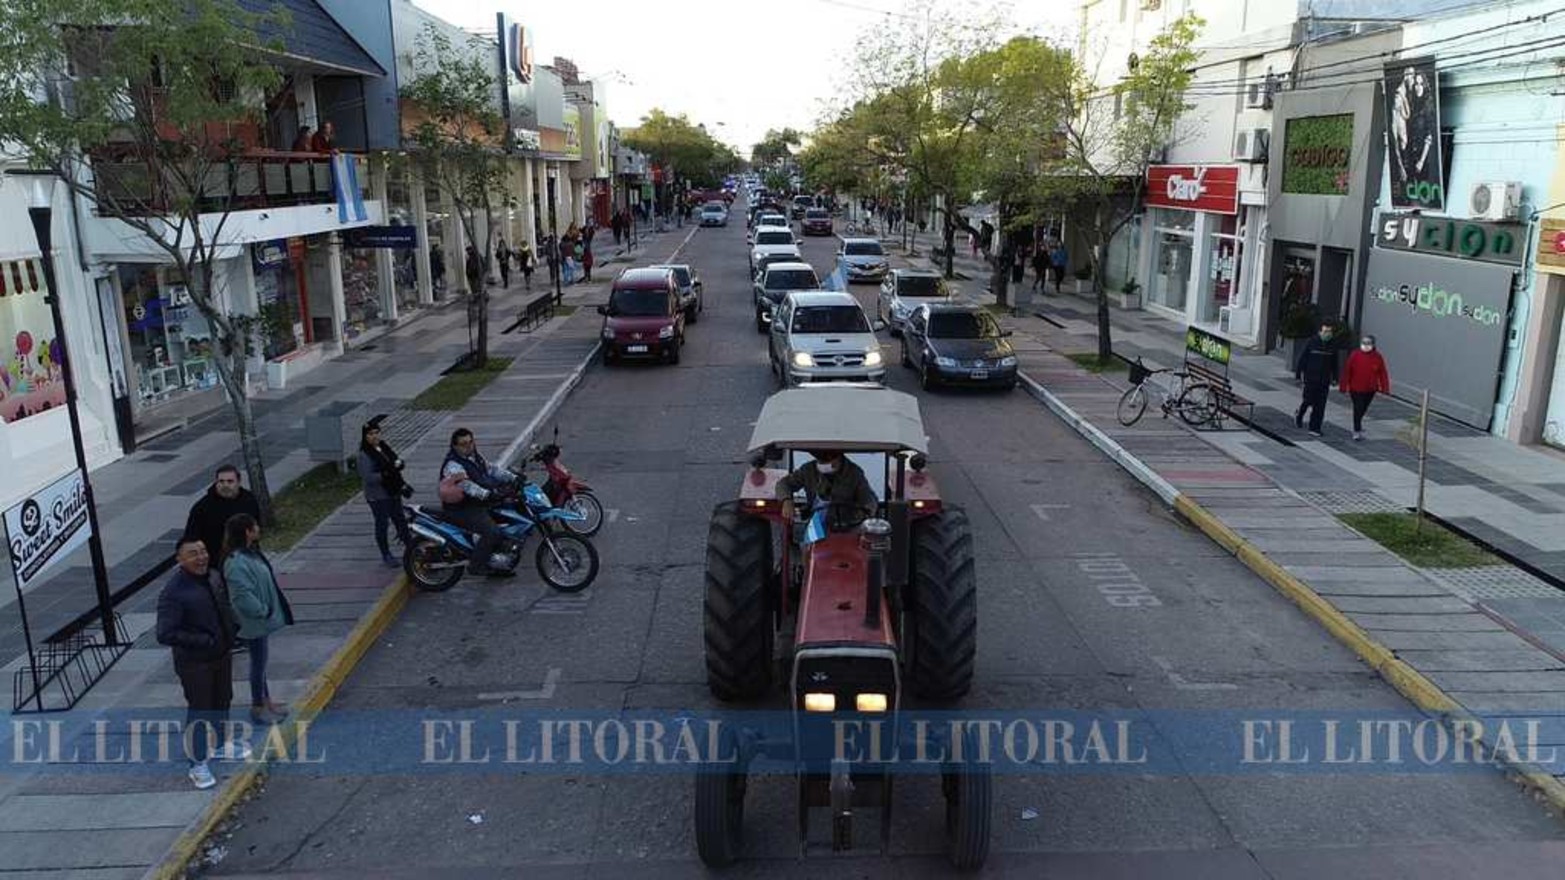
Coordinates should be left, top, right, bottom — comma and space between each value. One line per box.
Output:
402, 480, 600, 593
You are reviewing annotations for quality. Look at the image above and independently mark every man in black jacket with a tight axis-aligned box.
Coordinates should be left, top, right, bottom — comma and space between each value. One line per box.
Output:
157, 537, 251, 789
184, 464, 261, 559
1294, 322, 1340, 437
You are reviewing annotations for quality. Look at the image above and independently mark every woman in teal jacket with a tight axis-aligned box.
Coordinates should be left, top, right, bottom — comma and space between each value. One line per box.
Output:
221, 513, 294, 724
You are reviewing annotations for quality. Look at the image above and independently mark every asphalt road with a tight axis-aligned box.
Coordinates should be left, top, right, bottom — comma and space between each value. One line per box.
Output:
207, 203, 1565, 879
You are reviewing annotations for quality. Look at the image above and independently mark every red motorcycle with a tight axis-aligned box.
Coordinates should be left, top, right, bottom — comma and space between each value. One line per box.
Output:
527, 432, 604, 536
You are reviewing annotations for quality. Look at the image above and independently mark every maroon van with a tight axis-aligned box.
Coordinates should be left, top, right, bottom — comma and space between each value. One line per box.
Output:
598, 268, 686, 365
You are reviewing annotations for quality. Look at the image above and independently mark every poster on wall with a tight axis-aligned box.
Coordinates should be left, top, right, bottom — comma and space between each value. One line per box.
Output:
0, 258, 67, 426
1361, 248, 1512, 428
5, 468, 91, 592
1384, 56, 1445, 211
562, 105, 582, 162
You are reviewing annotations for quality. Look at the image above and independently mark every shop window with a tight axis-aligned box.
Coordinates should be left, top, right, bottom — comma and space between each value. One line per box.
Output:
1150, 209, 1194, 312
0, 259, 67, 424
1201, 213, 1245, 326
341, 247, 385, 340
118, 265, 218, 408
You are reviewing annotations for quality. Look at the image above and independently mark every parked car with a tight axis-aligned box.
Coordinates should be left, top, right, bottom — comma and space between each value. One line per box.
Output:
900, 303, 1017, 390
837, 237, 890, 283
768, 290, 888, 386
597, 268, 686, 365
801, 207, 833, 236
877, 268, 953, 336
753, 261, 821, 333
750, 227, 799, 271
700, 203, 729, 226
649, 263, 704, 323
791, 194, 815, 219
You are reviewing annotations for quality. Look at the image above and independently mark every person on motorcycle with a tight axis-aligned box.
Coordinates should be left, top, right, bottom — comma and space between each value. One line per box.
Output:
440, 428, 521, 577
775, 449, 878, 534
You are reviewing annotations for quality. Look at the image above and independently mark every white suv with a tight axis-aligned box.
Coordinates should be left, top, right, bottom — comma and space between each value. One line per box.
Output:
768, 290, 888, 386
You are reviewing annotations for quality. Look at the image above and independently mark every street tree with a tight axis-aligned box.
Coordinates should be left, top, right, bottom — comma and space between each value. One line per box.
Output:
622, 109, 734, 211
0, 0, 289, 522
400, 24, 509, 368
750, 128, 801, 169
1044, 14, 1204, 363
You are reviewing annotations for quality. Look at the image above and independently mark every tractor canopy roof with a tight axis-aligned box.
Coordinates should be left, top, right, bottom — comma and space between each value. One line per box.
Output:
747, 386, 928, 454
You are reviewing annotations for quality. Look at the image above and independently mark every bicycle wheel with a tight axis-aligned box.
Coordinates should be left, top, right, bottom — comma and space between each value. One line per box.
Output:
1116, 385, 1149, 426
1176, 383, 1218, 427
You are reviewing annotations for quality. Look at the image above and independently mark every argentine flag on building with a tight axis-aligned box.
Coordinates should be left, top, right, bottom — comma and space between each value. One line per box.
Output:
332, 153, 367, 224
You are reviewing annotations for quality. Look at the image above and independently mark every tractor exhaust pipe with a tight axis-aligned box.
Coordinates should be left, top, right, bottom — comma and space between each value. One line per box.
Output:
860, 518, 892, 629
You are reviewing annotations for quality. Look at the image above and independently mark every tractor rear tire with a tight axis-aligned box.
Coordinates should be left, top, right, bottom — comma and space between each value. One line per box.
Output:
694, 725, 748, 867
704, 501, 775, 701
943, 725, 992, 870
908, 506, 977, 701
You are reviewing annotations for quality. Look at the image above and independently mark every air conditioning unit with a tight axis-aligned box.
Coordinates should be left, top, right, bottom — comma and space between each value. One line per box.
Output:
1232, 128, 1268, 163
1243, 80, 1267, 110
1469, 181, 1522, 221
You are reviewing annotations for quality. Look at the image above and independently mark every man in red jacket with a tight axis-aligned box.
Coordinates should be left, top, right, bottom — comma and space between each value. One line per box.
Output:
1339, 334, 1391, 441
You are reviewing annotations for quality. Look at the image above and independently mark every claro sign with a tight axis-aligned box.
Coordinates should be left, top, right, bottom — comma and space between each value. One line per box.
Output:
1144, 165, 1241, 215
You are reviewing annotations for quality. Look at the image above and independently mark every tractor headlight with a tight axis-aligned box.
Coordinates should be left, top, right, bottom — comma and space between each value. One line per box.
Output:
855, 693, 888, 712
863, 350, 883, 367
792, 351, 816, 368
658, 324, 676, 339
935, 356, 957, 368
804, 692, 836, 712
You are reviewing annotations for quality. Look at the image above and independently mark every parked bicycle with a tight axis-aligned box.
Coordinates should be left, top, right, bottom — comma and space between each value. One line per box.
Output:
1116, 357, 1218, 427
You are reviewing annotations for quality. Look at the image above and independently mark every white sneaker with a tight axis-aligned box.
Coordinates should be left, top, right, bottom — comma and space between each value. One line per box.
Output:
1353, 431, 1364, 441
211, 740, 252, 762
189, 762, 216, 789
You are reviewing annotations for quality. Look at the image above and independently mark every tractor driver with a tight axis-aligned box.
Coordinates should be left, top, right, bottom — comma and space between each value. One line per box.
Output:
776, 449, 878, 534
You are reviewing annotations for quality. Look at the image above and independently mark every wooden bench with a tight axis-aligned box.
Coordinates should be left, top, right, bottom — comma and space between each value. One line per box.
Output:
517, 292, 556, 332
1182, 326, 1254, 429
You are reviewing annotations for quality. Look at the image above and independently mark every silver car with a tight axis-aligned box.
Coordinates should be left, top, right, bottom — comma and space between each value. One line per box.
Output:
877, 268, 953, 336
768, 290, 888, 386
837, 237, 890, 283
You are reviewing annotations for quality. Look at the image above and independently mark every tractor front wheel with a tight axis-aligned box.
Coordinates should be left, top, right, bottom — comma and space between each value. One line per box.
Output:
694, 725, 749, 867
704, 502, 775, 700
908, 506, 977, 701
942, 725, 993, 870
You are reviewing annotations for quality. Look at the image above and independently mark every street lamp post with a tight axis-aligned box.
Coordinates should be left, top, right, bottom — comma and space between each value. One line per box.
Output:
11, 170, 119, 653
548, 166, 562, 305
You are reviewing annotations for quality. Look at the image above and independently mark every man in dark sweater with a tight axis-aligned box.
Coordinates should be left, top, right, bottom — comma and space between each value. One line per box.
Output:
184, 464, 262, 559
157, 537, 250, 788
1294, 323, 1340, 437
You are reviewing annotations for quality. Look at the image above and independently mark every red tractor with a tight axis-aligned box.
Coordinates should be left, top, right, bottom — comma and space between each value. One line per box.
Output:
696, 386, 988, 868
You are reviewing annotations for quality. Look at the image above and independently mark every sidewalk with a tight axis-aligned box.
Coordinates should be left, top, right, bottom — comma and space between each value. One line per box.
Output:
0, 220, 680, 672
883, 245, 1565, 807
0, 292, 610, 877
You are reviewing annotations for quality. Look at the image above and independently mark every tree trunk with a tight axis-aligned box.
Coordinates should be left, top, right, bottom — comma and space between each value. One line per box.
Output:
991, 204, 1012, 308
942, 216, 956, 280
1093, 250, 1112, 365
477, 206, 495, 369
193, 259, 275, 525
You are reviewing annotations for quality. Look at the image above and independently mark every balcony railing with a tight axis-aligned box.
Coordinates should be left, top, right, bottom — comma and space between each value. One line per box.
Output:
90, 149, 369, 217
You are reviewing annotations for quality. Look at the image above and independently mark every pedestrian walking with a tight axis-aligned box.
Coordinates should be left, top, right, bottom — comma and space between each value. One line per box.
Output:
1031, 246, 1049, 291
517, 242, 535, 290
1294, 322, 1340, 437
1050, 240, 1069, 293
495, 238, 511, 289
183, 464, 261, 561
545, 235, 560, 286
429, 243, 446, 295
969, 230, 979, 257
464, 244, 483, 295
611, 210, 624, 246
358, 416, 412, 567
221, 513, 293, 726
1010, 248, 1027, 286
1339, 335, 1391, 441
582, 241, 594, 282
157, 537, 250, 790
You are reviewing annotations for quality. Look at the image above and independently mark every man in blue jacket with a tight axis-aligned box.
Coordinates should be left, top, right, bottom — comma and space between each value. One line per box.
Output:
1294, 322, 1340, 437
157, 537, 251, 789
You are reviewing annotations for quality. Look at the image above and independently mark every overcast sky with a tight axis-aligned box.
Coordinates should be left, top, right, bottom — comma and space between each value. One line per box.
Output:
411, 0, 1076, 156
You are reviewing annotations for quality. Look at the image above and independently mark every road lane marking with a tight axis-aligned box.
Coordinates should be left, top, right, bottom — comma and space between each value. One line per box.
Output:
1030, 504, 1070, 522
477, 667, 561, 701
1151, 656, 1238, 691
1072, 553, 1162, 608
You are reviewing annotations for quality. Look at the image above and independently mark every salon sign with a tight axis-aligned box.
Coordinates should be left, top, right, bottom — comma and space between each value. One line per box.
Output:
4, 469, 92, 591
1145, 165, 1241, 215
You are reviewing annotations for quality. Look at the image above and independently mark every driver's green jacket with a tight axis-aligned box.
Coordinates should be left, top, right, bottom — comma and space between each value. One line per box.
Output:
774, 459, 878, 532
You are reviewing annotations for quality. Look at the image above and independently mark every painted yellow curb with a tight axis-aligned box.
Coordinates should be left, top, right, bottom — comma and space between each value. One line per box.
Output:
144, 574, 412, 880
1172, 494, 1565, 817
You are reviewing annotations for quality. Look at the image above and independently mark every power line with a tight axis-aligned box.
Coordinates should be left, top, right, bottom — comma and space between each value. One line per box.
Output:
801, 0, 924, 21
1177, 2, 1565, 91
